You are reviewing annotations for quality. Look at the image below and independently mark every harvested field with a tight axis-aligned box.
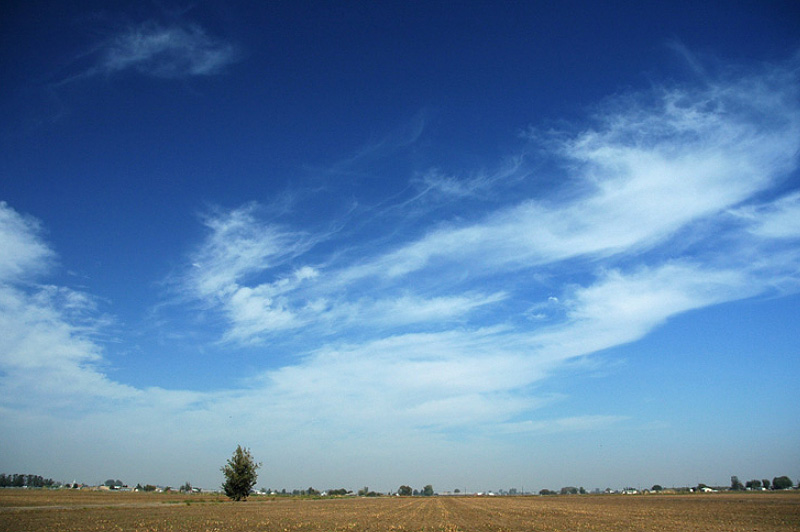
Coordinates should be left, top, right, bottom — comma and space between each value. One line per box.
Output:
1, 490, 798, 531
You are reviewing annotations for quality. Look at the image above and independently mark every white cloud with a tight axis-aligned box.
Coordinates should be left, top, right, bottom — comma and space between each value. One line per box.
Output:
499, 415, 629, 434
338, 70, 799, 283
184, 204, 513, 343
0, 201, 54, 282
568, 264, 750, 329
208, 260, 763, 448
257, 327, 545, 434
0, 204, 138, 409
91, 21, 238, 79
187, 205, 318, 300
734, 192, 800, 240
221, 284, 305, 342
532, 263, 757, 363
236, 263, 755, 433
412, 157, 526, 201
362, 292, 507, 326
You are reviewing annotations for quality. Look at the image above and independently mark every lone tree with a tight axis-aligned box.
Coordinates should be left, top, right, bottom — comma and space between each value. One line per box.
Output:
221, 445, 260, 501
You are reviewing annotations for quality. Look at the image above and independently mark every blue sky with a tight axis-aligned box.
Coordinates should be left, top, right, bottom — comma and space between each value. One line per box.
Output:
1, 1, 799, 492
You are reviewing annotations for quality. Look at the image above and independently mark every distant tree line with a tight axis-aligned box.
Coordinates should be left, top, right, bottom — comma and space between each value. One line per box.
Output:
732, 475, 795, 491
0, 474, 59, 488
533, 475, 798, 496
538, 487, 586, 495
396, 485, 434, 496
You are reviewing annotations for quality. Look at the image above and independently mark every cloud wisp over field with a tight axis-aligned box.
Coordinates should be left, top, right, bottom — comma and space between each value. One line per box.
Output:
1, 3, 799, 491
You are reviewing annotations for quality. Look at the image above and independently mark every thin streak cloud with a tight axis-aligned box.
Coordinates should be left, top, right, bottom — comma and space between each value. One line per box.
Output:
57, 21, 239, 83
343, 72, 799, 283
100, 22, 238, 78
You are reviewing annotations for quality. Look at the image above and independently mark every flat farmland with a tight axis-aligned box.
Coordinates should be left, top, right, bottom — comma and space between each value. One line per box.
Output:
1, 490, 798, 532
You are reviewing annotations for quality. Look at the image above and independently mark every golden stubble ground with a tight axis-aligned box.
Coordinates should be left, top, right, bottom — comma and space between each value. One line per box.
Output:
1, 489, 798, 532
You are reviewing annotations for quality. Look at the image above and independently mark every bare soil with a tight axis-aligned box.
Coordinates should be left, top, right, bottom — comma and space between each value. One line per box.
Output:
1, 489, 798, 531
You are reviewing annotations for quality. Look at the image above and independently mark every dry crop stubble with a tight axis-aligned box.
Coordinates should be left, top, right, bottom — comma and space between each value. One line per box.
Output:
1, 490, 799, 531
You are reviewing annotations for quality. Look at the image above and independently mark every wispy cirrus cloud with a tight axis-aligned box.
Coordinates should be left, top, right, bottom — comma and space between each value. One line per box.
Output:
411, 155, 527, 202
184, 205, 509, 343
341, 71, 800, 283
172, 54, 800, 444
733, 192, 800, 240
99, 22, 238, 78
187, 205, 317, 300
59, 21, 239, 83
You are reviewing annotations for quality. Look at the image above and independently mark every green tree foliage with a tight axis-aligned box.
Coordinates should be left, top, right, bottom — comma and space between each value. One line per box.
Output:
422, 484, 434, 496
180, 482, 193, 493
221, 445, 260, 501
398, 485, 412, 496
762, 479, 771, 489
651, 485, 663, 492
730, 476, 744, 491
772, 476, 793, 490
0, 474, 58, 488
